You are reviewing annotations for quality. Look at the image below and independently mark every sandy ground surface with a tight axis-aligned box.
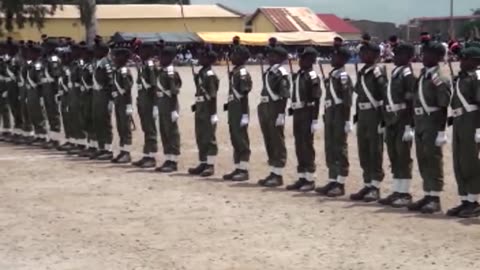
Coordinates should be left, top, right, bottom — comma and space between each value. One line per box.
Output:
1, 63, 480, 270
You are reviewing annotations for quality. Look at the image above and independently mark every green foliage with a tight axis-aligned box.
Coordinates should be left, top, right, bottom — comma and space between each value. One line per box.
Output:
0, 0, 60, 33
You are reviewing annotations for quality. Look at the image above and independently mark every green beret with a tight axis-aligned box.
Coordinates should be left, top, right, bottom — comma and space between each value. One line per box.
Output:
422, 41, 445, 56
231, 45, 250, 58
394, 42, 415, 55
359, 42, 380, 53
460, 47, 480, 59
333, 46, 351, 58
300, 47, 318, 58
269, 46, 288, 58
161, 46, 177, 56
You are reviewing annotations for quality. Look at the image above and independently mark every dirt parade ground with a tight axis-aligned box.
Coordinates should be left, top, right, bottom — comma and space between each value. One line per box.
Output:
1, 63, 479, 270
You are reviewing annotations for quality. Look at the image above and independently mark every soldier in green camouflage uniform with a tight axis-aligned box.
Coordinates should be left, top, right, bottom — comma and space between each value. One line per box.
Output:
25, 43, 49, 146
41, 40, 62, 149
315, 46, 353, 197
78, 45, 97, 157
407, 42, 451, 214
446, 45, 480, 218
378, 43, 416, 208
222, 45, 252, 182
188, 47, 219, 177
155, 46, 182, 173
286, 47, 321, 192
110, 44, 133, 164
132, 42, 158, 168
0, 42, 12, 141
91, 41, 114, 161
350, 42, 387, 202
257, 46, 291, 188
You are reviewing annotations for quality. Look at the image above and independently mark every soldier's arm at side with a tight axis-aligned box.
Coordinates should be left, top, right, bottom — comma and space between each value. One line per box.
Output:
310, 72, 322, 120
403, 72, 417, 126
340, 74, 354, 122
123, 70, 134, 106
436, 79, 452, 131
474, 73, 480, 128
239, 70, 252, 115
168, 70, 181, 112
205, 72, 219, 115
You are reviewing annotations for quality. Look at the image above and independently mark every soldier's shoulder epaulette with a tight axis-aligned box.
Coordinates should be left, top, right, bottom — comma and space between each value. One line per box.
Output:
34, 62, 42, 70
308, 70, 318, 79
50, 55, 59, 62
373, 65, 383, 78
147, 60, 154, 67
431, 72, 444, 86
120, 67, 128, 75
206, 69, 215, 77
277, 66, 289, 76
402, 66, 412, 77
166, 65, 175, 75
339, 71, 349, 84
239, 67, 248, 76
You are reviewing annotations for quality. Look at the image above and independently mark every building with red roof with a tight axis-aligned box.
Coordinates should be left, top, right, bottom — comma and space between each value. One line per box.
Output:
317, 13, 361, 40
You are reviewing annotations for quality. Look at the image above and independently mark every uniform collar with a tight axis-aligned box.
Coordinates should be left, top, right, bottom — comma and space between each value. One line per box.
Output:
424, 65, 439, 77
362, 64, 376, 74
330, 67, 345, 77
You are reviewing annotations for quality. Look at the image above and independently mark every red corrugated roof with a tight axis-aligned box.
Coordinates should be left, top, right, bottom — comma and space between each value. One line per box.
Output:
316, 13, 361, 34
250, 7, 329, 32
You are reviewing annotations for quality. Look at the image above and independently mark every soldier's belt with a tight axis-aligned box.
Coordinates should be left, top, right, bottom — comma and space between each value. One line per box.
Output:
41, 78, 55, 84
325, 99, 343, 109
3, 77, 12, 82
358, 102, 381, 110
414, 107, 440, 116
195, 96, 206, 103
291, 102, 314, 110
93, 85, 102, 91
386, 103, 407, 112
452, 106, 479, 118
157, 90, 171, 98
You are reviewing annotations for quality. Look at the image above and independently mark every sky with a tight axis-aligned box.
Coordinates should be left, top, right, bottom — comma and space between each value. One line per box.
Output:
193, 0, 476, 24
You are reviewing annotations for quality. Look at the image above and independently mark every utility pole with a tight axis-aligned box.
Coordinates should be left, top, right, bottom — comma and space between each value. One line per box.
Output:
449, 0, 455, 39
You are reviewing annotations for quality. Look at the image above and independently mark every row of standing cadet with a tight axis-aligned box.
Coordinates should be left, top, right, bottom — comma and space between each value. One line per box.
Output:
1, 37, 480, 218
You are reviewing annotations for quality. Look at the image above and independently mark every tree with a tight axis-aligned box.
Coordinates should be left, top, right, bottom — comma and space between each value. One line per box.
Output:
79, 0, 97, 45
472, 8, 480, 16
0, 0, 60, 35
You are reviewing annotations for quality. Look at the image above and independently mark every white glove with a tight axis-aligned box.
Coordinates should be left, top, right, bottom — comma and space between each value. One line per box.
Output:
126, 104, 133, 116
344, 121, 353, 134
153, 107, 159, 119
275, 114, 285, 127
475, 129, 480, 144
435, 131, 448, 146
211, 114, 219, 125
108, 101, 114, 112
171, 111, 179, 123
402, 125, 415, 142
240, 114, 249, 127
311, 120, 320, 134
1, 91, 7, 98
378, 124, 385, 134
